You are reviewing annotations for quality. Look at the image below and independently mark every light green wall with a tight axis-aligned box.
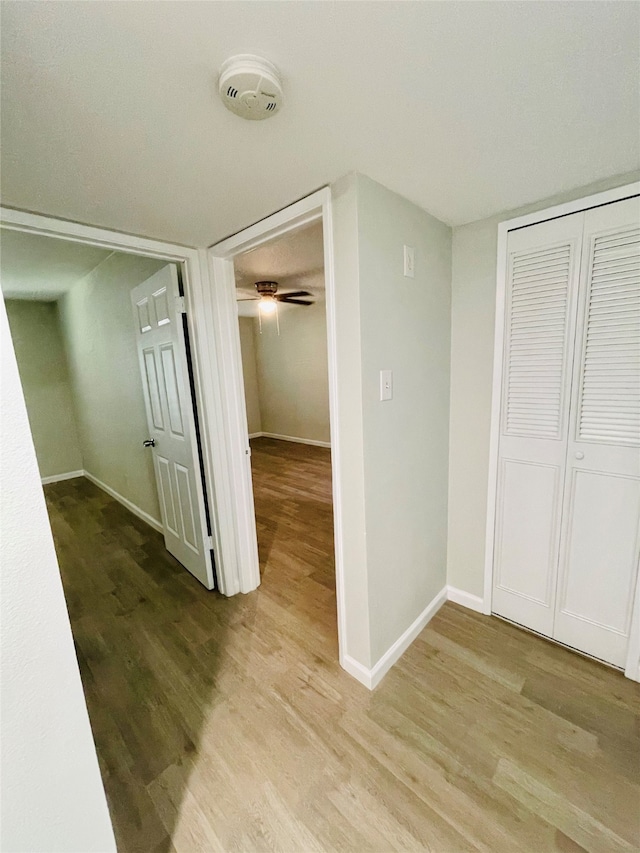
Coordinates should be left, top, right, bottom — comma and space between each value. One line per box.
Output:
331, 173, 452, 668
447, 170, 640, 598
239, 316, 262, 435
357, 175, 452, 662
59, 253, 166, 522
253, 298, 330, 443
239, 289, 331, 443
5, 299, 83, 479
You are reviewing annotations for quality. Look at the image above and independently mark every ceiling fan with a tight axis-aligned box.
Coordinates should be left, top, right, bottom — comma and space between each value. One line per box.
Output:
237, 281, 314, 314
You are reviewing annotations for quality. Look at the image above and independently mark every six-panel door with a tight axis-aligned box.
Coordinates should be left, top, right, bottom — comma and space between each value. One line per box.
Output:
131, 265, 214, 590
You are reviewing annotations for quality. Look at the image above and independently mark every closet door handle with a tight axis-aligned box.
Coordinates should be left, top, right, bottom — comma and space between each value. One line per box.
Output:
575, 451, 584, 460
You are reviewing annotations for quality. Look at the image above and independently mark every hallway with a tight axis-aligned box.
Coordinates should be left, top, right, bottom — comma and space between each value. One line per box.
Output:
45, 442, 639, 852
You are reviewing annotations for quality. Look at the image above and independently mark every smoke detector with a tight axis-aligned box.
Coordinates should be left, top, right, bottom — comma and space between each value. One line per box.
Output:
218, 54, 283, 121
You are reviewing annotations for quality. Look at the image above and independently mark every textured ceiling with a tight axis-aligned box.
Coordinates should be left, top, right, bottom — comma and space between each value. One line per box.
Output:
1, 2, 638, 246
0, 230, 113, 300
235, 220, 323, 317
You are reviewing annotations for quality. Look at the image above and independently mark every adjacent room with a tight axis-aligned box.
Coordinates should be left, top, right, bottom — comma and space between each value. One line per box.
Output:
234, 221, 336, 656
2, 231, 156, 503
1, 229, 215, 587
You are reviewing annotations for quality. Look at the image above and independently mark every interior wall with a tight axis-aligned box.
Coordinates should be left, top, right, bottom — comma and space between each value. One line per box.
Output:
238, 316, 262, 435
0, 298, 116, 853
357, 175, 452, 663
238, 290, 331, 444
447, 170, 640, 599
59, 253, 166, 522
253, 292, 330, 444
331, 173, 452, 670
4, 299, 83, 479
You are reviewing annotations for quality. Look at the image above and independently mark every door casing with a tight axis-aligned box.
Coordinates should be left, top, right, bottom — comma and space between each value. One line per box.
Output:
485, 181, 640, 680
206, 187, 348, 668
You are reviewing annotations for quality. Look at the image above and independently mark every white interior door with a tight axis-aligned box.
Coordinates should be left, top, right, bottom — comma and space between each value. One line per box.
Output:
492, 213, 584, 635
131, 265, 215, 589
553, 198, 640, 667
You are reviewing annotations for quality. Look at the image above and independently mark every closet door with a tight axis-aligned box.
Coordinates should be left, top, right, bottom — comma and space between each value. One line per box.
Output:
492, 214, 584, 635
553, 197, 640, 667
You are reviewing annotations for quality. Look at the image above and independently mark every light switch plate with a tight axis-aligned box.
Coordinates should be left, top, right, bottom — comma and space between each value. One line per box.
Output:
380, 369, 393, 401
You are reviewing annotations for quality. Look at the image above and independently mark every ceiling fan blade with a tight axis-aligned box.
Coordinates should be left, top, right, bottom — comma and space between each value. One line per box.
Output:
276, 290, 311, 299
236, 296, 260, 301
280, 298, 313, 306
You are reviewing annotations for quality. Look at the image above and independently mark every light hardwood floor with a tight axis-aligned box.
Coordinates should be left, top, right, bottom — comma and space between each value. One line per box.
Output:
44, 437, 639, 853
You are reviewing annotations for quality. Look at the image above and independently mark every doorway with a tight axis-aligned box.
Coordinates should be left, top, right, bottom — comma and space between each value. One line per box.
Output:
207, 187, 348, 665
233, 220, 336, 646
0, 227, 215, 589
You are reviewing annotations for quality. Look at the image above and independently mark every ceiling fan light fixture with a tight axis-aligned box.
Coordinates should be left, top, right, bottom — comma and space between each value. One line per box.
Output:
259, 296, 277, 315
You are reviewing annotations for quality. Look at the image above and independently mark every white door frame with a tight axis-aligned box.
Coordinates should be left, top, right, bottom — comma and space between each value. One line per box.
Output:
206, 187, 348, 663
0, 206, 237, 595
484, 180, 640, 680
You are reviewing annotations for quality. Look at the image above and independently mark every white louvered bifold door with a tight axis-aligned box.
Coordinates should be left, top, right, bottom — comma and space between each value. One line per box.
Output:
492, 214, 584, 635
553, 197, 640, 667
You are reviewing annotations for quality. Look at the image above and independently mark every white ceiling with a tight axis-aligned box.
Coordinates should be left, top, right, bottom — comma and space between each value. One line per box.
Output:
235, 220, 324, 317
1, 2, 638, 247
0, 230, 112, 300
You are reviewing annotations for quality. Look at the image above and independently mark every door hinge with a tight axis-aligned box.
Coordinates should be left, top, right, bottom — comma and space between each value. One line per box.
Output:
246, 446, 252, 457
175, 295, 186, 314
205, 535, 214, 550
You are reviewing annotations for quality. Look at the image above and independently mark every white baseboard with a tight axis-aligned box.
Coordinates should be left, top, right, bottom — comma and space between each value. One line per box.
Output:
250, 431, 331, 449
82, 470, 163, 534
447, 585, 484, 613
41, 470, 84, 485
340, 654, 374, 689
341, 586, 448, 690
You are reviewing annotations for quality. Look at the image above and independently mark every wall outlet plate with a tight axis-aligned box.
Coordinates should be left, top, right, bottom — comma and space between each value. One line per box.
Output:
380, 369, 393, 401
403, 245, 415, 278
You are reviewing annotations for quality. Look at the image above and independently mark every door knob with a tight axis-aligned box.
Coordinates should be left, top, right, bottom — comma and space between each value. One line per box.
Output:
143, 439, 156, 448
575, 451, 584, 460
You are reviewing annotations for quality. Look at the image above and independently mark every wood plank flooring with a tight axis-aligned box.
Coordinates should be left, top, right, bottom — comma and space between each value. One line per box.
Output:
44, 437, 639, 853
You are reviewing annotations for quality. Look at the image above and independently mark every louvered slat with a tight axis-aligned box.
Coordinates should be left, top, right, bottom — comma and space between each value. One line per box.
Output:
578, 228, 640, 445
505, 244, 571, 438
